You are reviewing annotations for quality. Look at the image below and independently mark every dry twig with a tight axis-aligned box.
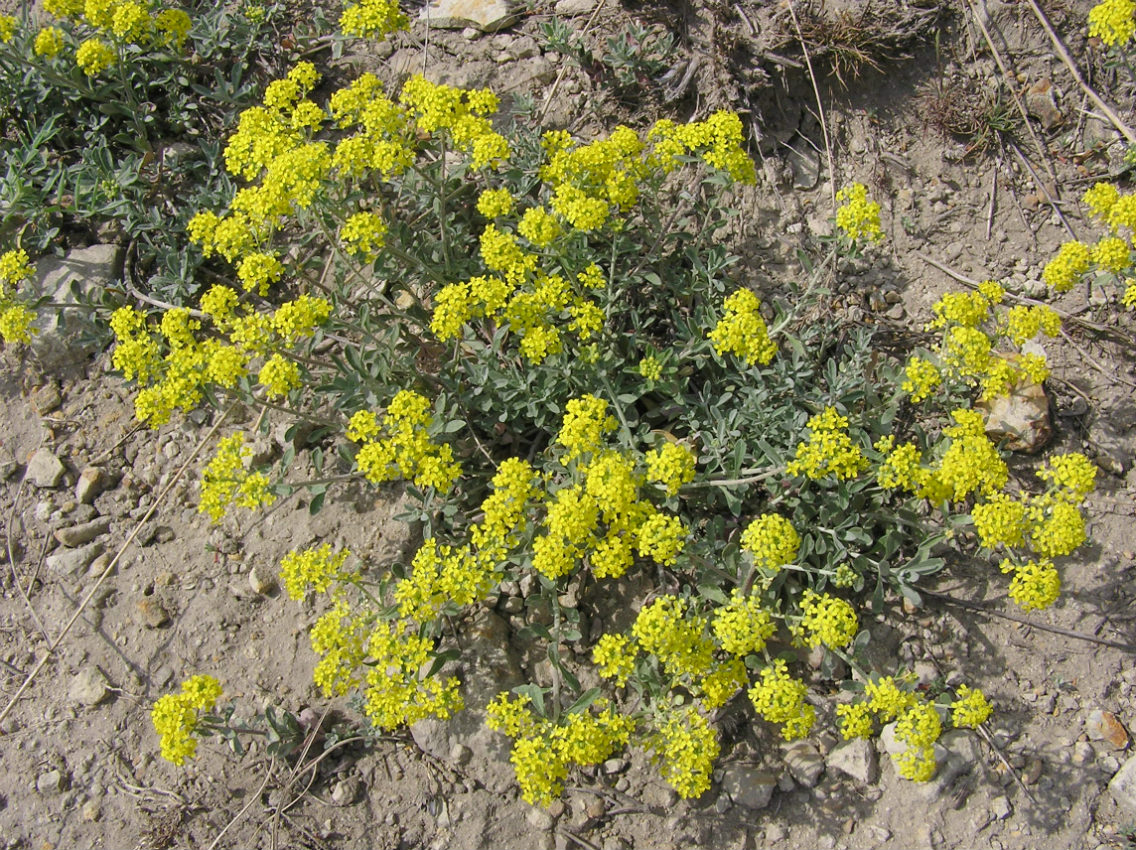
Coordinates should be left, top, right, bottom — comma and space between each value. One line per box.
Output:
787, 0, 837, 209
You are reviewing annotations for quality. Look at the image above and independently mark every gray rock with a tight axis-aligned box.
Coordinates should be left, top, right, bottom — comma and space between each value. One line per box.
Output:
918, 730, 981, 798
46, 541, 104, 576
26, 448, 66, 489
764, 824, 788, 843
54, 516, 111, 548
419, 0, 518, 32
527, 805, 555, 830
135, 597, 171, 629
75, 467, 111, 505
1090, 421, 1132, 475
720, 764, 776, 810
69, 667, 111, 706
783, 740, 825, 788
31, 245, 121, 369
1109, 754, 1136, 814
827, 738, 879, 784
36, 769, 65, 795
990, 795, 1011, 820
410, 609, 522, 792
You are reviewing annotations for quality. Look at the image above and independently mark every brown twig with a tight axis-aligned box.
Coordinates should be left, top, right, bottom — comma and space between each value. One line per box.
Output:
1008, 141, 1077, 240
965, 0, 1061, 189
975, 722, 1036, 804
921, 588, 1136, 653
536, 0, 608, 126
1023, 0, 1136, 145
787, 0, 837, 209
4, 446, 52, 643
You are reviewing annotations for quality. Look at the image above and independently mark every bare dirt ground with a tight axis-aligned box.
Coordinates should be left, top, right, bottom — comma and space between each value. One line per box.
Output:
2, 1, 1136, 848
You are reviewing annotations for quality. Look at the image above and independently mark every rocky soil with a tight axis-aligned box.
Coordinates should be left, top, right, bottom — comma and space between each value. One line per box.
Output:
2, 1, 1136, 848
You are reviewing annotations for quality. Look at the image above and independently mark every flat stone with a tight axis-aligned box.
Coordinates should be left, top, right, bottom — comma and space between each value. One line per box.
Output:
31, 245, 122, 369
46, 541, 104, 576
30, 382, 62, 415
783, 740, 825, 788
827, 738, 879, 784
26, 448, 66, 489
54, 516, 111, 548
136, 597, 171, 629
554, 0, 597, 14
420, 0, 518, 32
1109, 754, 1136, 814
1024, 79, 1062, 129
1087, 709, 1131, 750
69, 666, 111, 706
720, 764, 776, 810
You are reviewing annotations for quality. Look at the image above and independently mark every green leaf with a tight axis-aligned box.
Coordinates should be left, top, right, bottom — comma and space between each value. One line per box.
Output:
565, 688, 602, 715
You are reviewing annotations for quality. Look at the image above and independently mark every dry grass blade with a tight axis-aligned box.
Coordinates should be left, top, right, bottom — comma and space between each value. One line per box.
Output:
786, 0, 836, 208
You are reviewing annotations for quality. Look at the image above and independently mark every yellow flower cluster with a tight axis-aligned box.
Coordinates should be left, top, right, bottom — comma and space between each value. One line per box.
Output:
38, 0, 192, 75
1089, 0, 1136, 47
711, 590, 776, 656
834, 182, 883, 242
396, 458, 539, 619
339, 0, 408, 38
786, 406, 867, 481
1043, 241, 1091, 292
892, 702, 942, 782
592, 633, 637, 686
556, 394, 617, 463
646, 708, 720, 799
647, 111, 757, 183
708, 288, 777, 366
362, 620, 463, 730
0, 15, 14, 42
638, 354, 663, 381
111, 291, 330, 426
875, 410, 1007, 504
0, 249, 38, 344
797, 590, 858, 649
400, 75, 509, 170
949, 685, 992, 728
633, 596, 714, 680
908, 281, 1049, 402
748, 659, 815, 740
645, 442, 696, 496
198, 433, 276, 523
487, 694, 635, 805
309, 601, 369, 696
280, 543, 355, 600
346, 390, 462, 493
151, 675, 223, 765
740, 513, 800, 570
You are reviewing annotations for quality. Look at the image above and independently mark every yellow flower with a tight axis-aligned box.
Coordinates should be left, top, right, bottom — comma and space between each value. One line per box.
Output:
740, 514, 800, 570
708, 288, 777, 366
748, 659, 816, 740
556, 394, 617, 464
1092, 236, 1131, 273
0, 249, 34, 285
280, 544, 354, 600
834, 182, 883, 242
786, 406, 867, 481
1089, 0, 1136, 47
711, 590, 776, 656
75, 38, 115, 76
1001, 557, 1061, 610
339, 0, 409, 38
0, 14, 15, 42
950, 685, 992, 729
258, 353, 301, 398
647, 709, 719, 799
645, 442, 696, 497
151, 675, 223, 765
592, 633, 637, 686
1083, 182, 1120, 221
340, 211, 387, 261
798, 590, 858, 649
902, 356, 941, 402
34, 27, 66, 57
1042, 241, 1091, 292
0, 305, 37, 344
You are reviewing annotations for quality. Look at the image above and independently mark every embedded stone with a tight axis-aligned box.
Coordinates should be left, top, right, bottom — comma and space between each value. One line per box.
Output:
46, 541, 104, 576
1087, 709, 1130, 750
720, 764, 776, 810
54, 516, 111, 548
827, 738, 879, 784
26, 448, 66, 489
419, 0, 518, 31
783, 740, 825, 788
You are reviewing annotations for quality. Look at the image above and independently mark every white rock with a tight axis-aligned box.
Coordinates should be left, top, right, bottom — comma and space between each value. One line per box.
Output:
249, 564, 277, 595
26, 448, 66, 489
827, 738, 879, 784
419, 0, 518, 32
